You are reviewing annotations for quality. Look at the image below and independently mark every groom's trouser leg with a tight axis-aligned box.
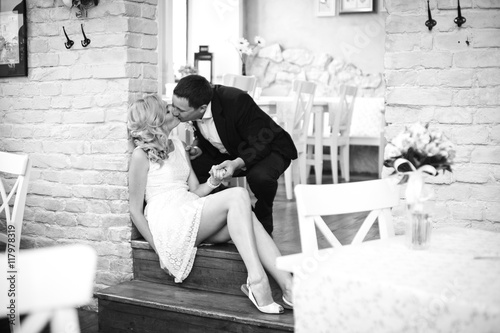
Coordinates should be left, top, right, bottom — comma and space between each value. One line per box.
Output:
245, 152, 291, 235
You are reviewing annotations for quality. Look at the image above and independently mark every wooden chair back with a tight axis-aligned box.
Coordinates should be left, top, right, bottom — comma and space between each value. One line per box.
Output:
0, 244, 97, 332
306, 84, 358, 184
276, 178, 399, 273
329, 85, 358, 139
223, 74, 257, 97
295, 178, 399, 255
0, 151, 32, 253
282, 80, 317, 199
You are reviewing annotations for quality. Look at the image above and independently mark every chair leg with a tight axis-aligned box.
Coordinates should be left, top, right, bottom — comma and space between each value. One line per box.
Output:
314, 144, 323, 185
340, 145, 350, 182
306, 145, 314, 181
299, 151, 308, 185
330, 145, 339, 184
284, 164, 293, 200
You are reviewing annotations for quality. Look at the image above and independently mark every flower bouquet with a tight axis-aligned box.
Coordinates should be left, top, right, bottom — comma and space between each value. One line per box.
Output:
384, 122, 455, 183
384, 123, 455, 249
233, 36, 265, 75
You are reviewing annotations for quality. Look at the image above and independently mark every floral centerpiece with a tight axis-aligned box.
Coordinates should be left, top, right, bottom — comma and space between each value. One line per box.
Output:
233, 36, 265, 75
384, 123, 455, 249
175, 65, 198, 82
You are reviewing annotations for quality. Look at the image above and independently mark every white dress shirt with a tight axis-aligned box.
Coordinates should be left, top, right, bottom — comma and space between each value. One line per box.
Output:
196, 102, 229, 154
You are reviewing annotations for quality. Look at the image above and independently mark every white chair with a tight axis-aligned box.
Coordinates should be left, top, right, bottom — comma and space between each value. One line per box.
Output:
223, 74, 258, 188
0, 244, 97, 333
307, 85, 358, 184
282, 80, 317, 200
276, 178, 400, 273
222, 73, 257, 97
0, 152, 32, 254
349, 97, 386, 178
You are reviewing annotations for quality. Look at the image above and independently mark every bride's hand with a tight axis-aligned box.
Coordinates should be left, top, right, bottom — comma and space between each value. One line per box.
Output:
185, 145, 202, 160
209, 166, 226, 183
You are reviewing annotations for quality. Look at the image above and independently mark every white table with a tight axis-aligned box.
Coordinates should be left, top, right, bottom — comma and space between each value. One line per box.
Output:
293, 227, 500, 333
255, 96, 386, 176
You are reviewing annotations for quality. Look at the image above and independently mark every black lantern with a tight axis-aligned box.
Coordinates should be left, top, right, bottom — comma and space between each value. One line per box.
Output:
194, 45, 213, 83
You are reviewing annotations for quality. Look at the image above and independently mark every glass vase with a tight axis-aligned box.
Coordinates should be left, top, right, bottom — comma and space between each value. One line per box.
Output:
406, 210, 432, 250
405, 172, 432, 250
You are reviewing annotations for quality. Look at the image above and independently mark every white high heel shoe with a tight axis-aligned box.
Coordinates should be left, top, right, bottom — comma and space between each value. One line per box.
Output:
240, 278, 284, 314
282, 296, 293, 310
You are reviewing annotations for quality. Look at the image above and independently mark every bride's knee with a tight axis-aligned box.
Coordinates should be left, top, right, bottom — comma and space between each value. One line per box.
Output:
228, 187, 251, 206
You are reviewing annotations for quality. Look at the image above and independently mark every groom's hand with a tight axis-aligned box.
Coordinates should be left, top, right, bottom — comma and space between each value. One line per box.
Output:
185, 145, 202, 160
214, 158, 245, 180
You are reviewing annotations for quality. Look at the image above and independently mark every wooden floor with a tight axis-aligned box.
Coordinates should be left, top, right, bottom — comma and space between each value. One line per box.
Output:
7, 172, 378, 333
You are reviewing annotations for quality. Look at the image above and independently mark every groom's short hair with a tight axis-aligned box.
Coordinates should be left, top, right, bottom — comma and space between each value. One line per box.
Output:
174, 75, 213, 109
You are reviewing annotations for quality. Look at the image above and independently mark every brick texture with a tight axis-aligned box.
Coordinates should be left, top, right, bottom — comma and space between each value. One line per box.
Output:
0, 0, 160, 309
385, 0, 500, 231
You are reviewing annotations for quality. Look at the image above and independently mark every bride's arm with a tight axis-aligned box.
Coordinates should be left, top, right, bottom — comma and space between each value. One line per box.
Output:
129, 148, 157, 252
183, 143, 223, 197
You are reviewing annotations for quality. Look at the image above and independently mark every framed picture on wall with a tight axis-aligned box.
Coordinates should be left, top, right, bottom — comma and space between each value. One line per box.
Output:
339, 0, 374, 14
0, 0, 27, 78
316, 0, 336, 17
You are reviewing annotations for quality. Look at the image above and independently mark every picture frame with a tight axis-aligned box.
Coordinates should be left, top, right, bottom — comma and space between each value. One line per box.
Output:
316, 0, 336, 17
339, 0, 374, 14
0, 0, 28, 78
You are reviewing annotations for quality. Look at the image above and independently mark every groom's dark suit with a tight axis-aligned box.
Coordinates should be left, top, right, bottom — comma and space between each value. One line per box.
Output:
191, 85, 297, 234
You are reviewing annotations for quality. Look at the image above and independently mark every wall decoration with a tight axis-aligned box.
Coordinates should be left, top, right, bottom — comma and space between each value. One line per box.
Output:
316, 0, 336, 17
0, 0, 27, 78
339, 0, 374, 14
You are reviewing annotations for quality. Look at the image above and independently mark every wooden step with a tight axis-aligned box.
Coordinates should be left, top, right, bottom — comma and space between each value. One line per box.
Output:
96, 280, 294, 333
132, 239, 281, 298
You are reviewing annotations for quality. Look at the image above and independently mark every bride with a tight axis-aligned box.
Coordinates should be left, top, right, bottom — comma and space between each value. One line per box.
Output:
127, 94, 293, 314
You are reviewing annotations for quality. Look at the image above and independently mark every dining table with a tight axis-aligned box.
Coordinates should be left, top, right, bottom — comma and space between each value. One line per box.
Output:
292, 227, 500, 333
255, 95, 386, 176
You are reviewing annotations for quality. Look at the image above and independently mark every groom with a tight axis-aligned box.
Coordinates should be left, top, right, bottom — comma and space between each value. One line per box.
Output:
171, 75, 297, 235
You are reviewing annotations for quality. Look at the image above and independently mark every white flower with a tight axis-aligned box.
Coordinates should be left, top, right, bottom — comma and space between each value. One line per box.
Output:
254, 36, 266, 47
233, 36, 266, 60
384, 122, 454, 173
236, 38, 250, 54
384, 143, 402, 160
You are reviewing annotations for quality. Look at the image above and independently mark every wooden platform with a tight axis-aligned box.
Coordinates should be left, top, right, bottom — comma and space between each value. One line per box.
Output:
98, 280, 293, 333
96, 173, 378, 332
97, 237, 292, 332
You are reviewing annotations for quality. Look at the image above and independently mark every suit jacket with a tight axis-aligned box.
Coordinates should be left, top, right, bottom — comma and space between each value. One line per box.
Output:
193, 85, 298, 168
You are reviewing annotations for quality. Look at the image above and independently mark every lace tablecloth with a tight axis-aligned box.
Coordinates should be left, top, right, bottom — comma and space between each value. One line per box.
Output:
293, 227, 500, 333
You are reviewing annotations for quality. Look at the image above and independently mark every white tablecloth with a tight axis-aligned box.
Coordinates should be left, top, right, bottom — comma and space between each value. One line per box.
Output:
293, 227, 500, 333
256, 96, 385, 139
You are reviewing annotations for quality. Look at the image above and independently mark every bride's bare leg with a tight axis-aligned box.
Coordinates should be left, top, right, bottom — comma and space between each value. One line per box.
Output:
195, 187, 275, 306
250, 214, 293, 302
197, 208, 293, 302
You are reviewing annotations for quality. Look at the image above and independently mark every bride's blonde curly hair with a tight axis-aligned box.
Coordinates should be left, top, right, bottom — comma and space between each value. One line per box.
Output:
127, 94, 173, 165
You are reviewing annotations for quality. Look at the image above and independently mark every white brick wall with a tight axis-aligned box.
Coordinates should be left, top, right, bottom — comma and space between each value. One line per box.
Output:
0, 0, 160, 309
385, 0, 500, 232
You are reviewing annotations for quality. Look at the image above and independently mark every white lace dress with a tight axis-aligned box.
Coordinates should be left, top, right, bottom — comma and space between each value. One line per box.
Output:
143, 138, 206, 283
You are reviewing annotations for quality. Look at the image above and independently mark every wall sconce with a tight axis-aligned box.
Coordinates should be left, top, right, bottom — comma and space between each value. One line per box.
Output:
194, 45, 213, 83
63, 0, 99, 18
